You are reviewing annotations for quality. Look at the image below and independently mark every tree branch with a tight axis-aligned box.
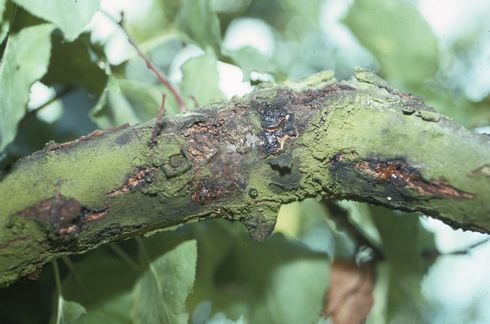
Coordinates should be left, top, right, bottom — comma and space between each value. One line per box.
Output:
422, 236, 490, 260
101, 10, 187, 112
323, 200, 384, 261
1, 70, 489, 286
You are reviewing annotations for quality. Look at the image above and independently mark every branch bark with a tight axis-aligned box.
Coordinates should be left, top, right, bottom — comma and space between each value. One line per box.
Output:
1, 70, 489, 286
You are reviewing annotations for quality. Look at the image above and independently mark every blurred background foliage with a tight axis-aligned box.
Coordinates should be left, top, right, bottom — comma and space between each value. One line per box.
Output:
0, 0, 489, 323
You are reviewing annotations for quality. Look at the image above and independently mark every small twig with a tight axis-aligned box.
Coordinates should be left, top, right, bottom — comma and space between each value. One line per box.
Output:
323, 200, 384, 261
422, 236, 490, 260
109, 243, 140, 271
150, 94, 167, 146
445, 237, 490, 255
51, 259, 63, 297
100, 10, 187, 113
60, 256, 91, 298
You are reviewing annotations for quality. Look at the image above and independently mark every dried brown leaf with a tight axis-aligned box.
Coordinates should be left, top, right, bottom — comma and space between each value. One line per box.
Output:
324, 260, 374, 324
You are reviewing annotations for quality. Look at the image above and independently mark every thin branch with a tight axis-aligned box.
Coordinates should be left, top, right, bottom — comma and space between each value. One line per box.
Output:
150, 94, 167, 146
109, 243, 140, 271
51, 259, 63, 297
323, 200, 384, 261
450, 236, 490, 254
60, 256, 91, 298
100, 10, 187, 113
422, 237, 490, 260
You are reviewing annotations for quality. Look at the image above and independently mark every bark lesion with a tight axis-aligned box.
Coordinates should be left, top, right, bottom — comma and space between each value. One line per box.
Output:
17, 194, 109, 240
184, 122, 220, 164
354, 158, 475, 199
40, 124, 130, 154
106, 166, 157, 197
0, 236, 31, 250
330, 153, 475, 200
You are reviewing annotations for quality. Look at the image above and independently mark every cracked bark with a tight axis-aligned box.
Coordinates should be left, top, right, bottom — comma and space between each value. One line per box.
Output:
1, 70, 489, 286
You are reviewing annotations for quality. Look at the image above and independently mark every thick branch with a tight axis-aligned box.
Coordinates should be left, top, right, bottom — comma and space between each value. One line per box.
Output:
1, 70, 489, 286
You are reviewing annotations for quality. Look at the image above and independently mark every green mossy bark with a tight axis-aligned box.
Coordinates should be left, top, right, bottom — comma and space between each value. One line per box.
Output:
0, 70, 489, 286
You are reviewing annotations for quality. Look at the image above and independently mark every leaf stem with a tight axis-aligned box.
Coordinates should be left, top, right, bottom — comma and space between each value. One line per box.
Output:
109, 243, 140, 271
422, 236, 490, 260
52, 259, 63, 297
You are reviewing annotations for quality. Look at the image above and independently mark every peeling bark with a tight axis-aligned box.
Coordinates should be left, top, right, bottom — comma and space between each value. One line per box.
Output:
0, 70, 489, 286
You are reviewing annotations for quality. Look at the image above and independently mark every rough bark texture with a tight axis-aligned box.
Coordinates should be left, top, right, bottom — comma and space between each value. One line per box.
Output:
1, 70, 489, 286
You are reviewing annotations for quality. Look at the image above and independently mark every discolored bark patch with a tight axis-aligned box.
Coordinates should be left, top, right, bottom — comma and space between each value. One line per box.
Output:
18, 195, 82, 239
191, 178, 242, 204
330, 153, 475, 200
17, 194, 99, 240
41, 124, 130, 153
17, 195, 108, 240
470, 164, 490, 177
0, 236, 31, 250
161, 152, 192, 178
251, 84, 355, 155
182, 107, 257, 205
378, 83, 412, 100
354, 159, 474, 199
183, 83, 352, 205
299, 83, 357, 106
252, 90, 298, 154
83, 208, 108, 222
107, 166, 157, 196
184, 122, 220, 164
189, 141, 247, 205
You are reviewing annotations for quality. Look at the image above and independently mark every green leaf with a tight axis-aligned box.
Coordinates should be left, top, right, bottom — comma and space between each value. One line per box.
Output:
418, 87, 490, 128
132, 239, 197, 324
369, 206, 436, 322
252, 244, 328, 324
90, 76, 180, 129
344, 0, 439, 88
372, 208, 435, 276
337, 200, 381, 247
0, 0, 8, 44
118, 79, 181, 118
160, 0, 183, 24
207, 312, 245, 324
0, 265, 55, 324
90, 76, 142, 129
50, 259, 87, 324
12, 0, 100, 41
43, 33, 107, 94
188, 221, 329, 324
181, 48, 224, 106
51, 297, 87, 324
176, 0, 221, 51
123, 0, 182, 43
275, 199, 356, 259
244, 0, 322, 31
0, 23, 54, 153
0, 0, 5, 21
223, 46, 276, 81
61, 247, 142, 324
